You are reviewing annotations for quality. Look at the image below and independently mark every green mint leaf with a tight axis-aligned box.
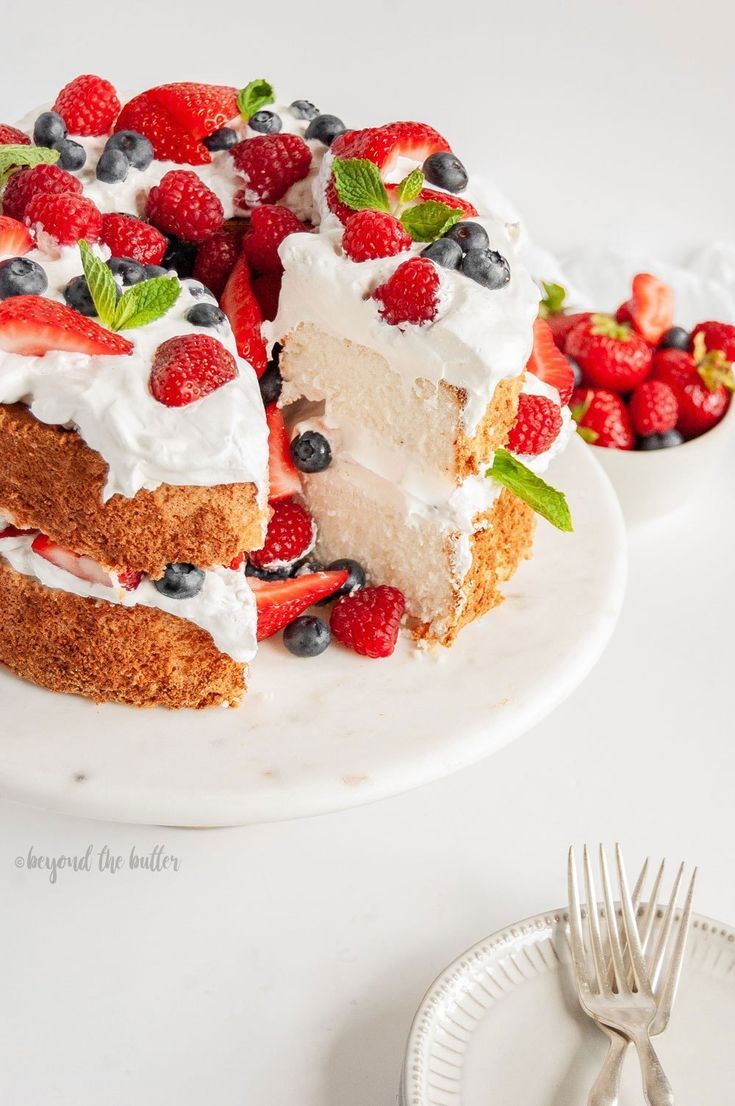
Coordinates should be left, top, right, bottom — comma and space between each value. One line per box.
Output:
395, 168, 424, 204
332, 158, 390, 213
489, 449, 573, 532
78, 240, 118, 328
0, 144, 59, 187
238, 79, 276, 120
400, 200, 464, 242
539, 281, 567, 318
113, 276, 180, 331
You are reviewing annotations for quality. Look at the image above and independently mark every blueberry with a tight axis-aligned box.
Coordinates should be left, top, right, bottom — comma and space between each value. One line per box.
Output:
283, 615, 331, 657
33, 111, 67, 148
658, 326, 690, 351
245, 562, 291, 581
305, 114, 347, 146
162, 237, 197, 278
290, 99, 320, 121
143, 264, 168, 279
293, 558, 324, 576
96, 148, 129, 184
64, 275, 97, 316
567, 355, 583, 388
420, 238, 463, 269
105, 130, 154, 171
249, 111, 282, 134
107, 256, 146, 286
153, 563, 205, 600
259, 357, 283, 406
203, 126, 239, 151
0, 258, 48, 299
325, 559, 365, 599
445, 221, 489, 253
637, 430, 684, 450
54, 138, 86, 172
461, 248, 511, 290
422, 151, 468, 194
186, 302, 226, 328
182, 278, 216, 300
291, 430, 332, 473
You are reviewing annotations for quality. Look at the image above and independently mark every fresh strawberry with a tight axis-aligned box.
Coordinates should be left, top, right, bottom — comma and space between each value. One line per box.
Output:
0, 524, 35, 538
690, 321, 735, 360
526, 317, 576, 405
231, 133, 312, 205
651, 344, 733, 438
617, 274, 674, 345
149, 333, 238, 407
507, 393, 563, 455
193, 228, 240, 299
220, 253, 268, 376
25, 192, 102, 246
99, 213, 167, 264
566, 314, 652, 392
0, 124, 31, 146
249, 499, 315, 571
252, 272, 282, 321
0, 296, 133, 356
153, 83, 238, 138
242, 204, 309, 274
628, 380, 678, 436
675, 381, 731, 438
615, 301, 633, 326
250, 569, 349, 641
373, 257, 440, 327
545, 312, 593, 353
332, 121, 450, 175
52, 74, 121, 136
31, 533, 112, 586
0, 215, 33, 257
1, 163, 82, 222
384, 182, 478, 218
330, 584, 405, 658
145, 170, 224, 244
117, 569, 143, 591
115, 83, 238, 165
342, 209, 412, 262
265, 404, 302, 501
571, 387, 634, 450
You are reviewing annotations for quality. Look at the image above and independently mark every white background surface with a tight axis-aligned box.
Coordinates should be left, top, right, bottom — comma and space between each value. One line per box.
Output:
1, 3, 735, 1103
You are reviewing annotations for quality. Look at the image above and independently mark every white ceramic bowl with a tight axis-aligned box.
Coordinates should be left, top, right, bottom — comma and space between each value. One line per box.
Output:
590, 401, 735, 526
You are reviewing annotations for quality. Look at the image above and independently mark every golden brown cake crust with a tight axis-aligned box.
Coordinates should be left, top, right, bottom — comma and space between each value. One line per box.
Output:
0, 403, 266, 577
452, 375, 524, 481
0, 560, 245, 709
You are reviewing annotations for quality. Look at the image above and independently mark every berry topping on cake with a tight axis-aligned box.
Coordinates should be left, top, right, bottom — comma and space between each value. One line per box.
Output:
526, 317, 576, 405
153, 562, 205, 599
0, 295, 133, 356
0, 215, 33, 257
628, 379, 678, 437
571, 387, 634, 450
231, 132, 312, 204
617, 273, 674, 345
220, 253, 268, 376
265, 404, 302, 501
115, 83, 238, 165
462, 248, 510, 289
104, 130, 155, 171
291, 99, 320, 121
332, 121, 450, 175
249, 110, 282, 135
690, 321, 735, 360
304, 113, 347, 146
149, 333, 237, 407
252, 272, 282, 321
55, 139, 86, 172
420, 237, 463, 268
25, 192, 103, 247
2, 163, 83, 222
192, 228, 240, 299
342, 210, 412, 262
31, 533, 113, 586
0, 257, 48, 299
0, 124, 31, 146
100, 213, 167, 265
259, 347, 282, 406
291, 430, 332, 472
250, 569, 350, 641
283, 615, 331, 657
444, 221, 489, 252
566, 314, 652, 392
186, 302, 226, 328
33, 111, 67, 148
330, 584, 406, 658
52, 74, 121, 137
118, 569, 143, 591
507, 394, 563, 455
373, 257, 441, 327
249, 499, 316, 570
63, 274, 96, 316
422, 151, 468, 193
242, 204, 309, 274
324, 558, 366, 599
96, 148, 130, 183
203, 127, 239, 151
145, 170, 224, 244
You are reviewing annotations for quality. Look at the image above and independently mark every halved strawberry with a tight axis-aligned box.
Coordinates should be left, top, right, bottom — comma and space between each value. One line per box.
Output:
0, 524, 36, 538
618, 274, 674, 345
332, 121, 450, 175
250, 569, 349, 641
386, 182, 478, 217
0, 296, 133, 357
154, 83, 238, 137
0, 215, 33, 258
265, 404, 302, 501
115, 84, 237, 166
526, 317, 575, 405
220, 253, 267, 376
31, 533, 112, 587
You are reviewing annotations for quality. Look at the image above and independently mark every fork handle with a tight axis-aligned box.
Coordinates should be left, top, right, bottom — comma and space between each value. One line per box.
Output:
631, 1032, 674, 1106
588, 1030, 627, 1106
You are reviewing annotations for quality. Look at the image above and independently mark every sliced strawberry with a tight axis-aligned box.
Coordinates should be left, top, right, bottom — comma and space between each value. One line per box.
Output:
526, 317, 575, 405
0, 215, 33, 257
385, 182, 478, 217
115, 92, 208, 164
250, 569, 349, 641
620, 273, 674, 344
0, 524, 36, 538
252, 272, 282, 321
331, 121, 450, 175
115, 83, 237, 166
220, 252, 268, 376
153, 83, 238, 139
265, 404, 302, 501
31, 533, 112, 587
0, 296, 133, 357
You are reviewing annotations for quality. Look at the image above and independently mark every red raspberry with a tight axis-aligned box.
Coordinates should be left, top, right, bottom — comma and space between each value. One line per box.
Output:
249, 499, 316, 570
342, 210, 412, 262
373, 257, 440, 327
25, 192, 102, 246
0, 124, 31, 146
242, 205, 309, 274
118, 569, 142, 591
252, 272, 282, 321
52, 74, 121, 136
2, 163, 82, 222
330, 585, 405, 658
690, 321, 735, 360
100, 213, 167, 264
146, 170, 224, 244
628, 380, 678, 436
231, 133, 311, 205
150, 334, 238, 407
507, 394, 563, 455
572, 387, 634, 450
193, 229, 240, 299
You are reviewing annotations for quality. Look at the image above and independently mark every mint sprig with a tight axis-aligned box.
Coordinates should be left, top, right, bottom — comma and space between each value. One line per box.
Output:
79, 241, 180, 332
400, 200, 463, 242
332, 158, 390, 213
489, 449, 573, 532
0, 144, 59, 187
395, 168, 424, 204
332, 158, 465, 242
238, 79, 275, 120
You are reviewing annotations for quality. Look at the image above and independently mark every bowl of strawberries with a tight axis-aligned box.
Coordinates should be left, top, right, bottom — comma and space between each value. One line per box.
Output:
541, 274, 735, 525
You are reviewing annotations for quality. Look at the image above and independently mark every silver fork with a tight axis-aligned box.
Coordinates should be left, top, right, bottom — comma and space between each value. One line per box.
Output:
568, 844, 676, 1106
588, 857, 697, 1106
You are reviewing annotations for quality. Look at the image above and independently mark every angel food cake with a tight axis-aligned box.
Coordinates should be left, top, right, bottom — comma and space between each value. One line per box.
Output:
0, 74, 575, 708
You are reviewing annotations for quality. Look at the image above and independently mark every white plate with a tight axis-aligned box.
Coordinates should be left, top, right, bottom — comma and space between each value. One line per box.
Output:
0, 437, 625, 826
402, 908, 734, 1106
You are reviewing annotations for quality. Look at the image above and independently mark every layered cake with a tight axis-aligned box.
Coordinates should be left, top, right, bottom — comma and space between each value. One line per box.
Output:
0, 75, 574, 707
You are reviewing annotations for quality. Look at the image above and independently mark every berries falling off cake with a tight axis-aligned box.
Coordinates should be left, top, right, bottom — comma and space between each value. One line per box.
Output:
0, 75, 574, 708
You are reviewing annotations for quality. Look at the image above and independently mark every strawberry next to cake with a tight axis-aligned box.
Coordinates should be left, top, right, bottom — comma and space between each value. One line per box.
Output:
0, 75, 575, 709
